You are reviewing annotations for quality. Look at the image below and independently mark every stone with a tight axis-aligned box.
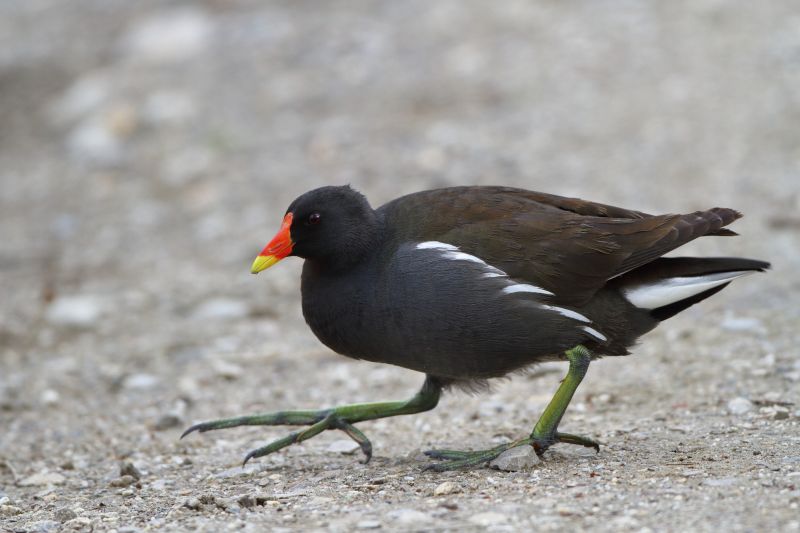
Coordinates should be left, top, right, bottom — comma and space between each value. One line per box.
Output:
386, 508, 429, 525
326, 440, 361, 455
67, 118, 123, 166
0, 504, 22, 516
212, 360, 244, 380
143, 91, 196, 125
727, 397, 753, 415
122, 373, 160, 391
721, 316, 765, 333
154, 413, 182, 430
237, 494, 258, 509
192, 298, 249, 321
63, 517, 94, 531
120, 461, 142, 480
162, 147, 213, 186
55, 507, 78, 522
109, 475, 136, 488
18, 472, 66, 486
704, 477, 740, 487
468, 512, 508, 526
490, 445, 540, 471
123, 7, 214, 64
40, 389, 60, 406
27, 521, 60, 532
774, 409, 790, 420
49, 73, 110, 124
46, 296, 104, 327
356, 519, 382, 529
183, 497, 202, 511
433, 481, 460, 496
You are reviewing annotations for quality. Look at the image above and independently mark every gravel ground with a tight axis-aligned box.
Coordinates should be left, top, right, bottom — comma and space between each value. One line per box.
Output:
1, 1, 799, 532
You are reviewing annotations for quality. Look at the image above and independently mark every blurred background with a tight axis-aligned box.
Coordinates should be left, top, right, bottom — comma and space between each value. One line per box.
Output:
1, 1, 798, 531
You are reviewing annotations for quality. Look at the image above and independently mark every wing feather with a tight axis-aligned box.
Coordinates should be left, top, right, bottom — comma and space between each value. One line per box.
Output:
380, 187, 743, 305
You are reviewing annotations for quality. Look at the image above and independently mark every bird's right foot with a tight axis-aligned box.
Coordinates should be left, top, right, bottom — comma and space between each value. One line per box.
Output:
423, 432, 599, 471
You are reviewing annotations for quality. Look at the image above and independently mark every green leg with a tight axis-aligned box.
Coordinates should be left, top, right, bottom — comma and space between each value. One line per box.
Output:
425, 345, 599, 472
181, 376, 441, 465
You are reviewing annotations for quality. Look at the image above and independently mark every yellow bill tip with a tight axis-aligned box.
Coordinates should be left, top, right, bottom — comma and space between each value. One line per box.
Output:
251, 254, 279, 274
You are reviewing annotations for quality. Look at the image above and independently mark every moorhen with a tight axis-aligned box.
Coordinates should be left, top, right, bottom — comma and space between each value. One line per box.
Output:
183, 185, 769, 471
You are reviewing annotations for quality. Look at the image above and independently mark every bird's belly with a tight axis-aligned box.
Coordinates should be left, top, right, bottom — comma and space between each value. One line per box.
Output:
303, 292, 578, 379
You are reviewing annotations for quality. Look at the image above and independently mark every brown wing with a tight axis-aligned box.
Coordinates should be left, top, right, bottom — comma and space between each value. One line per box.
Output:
381, 187, 742, 306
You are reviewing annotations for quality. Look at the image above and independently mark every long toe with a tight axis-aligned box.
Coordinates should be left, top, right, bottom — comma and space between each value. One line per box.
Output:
556, 432, 600, 452
423, 449, 475, 461
423, 440, 530, 471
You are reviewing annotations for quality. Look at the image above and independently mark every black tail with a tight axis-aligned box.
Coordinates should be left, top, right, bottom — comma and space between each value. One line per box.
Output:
619, 257, 770, 321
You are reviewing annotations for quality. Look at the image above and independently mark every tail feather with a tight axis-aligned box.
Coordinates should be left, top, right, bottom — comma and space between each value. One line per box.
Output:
618, 257, 770, 321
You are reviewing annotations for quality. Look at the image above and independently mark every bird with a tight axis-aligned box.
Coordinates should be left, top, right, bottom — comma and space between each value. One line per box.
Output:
182, 185, 769, 471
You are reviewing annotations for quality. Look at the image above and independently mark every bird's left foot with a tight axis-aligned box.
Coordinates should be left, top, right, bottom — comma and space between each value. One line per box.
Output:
423, 432, 599, 472
180, 376, 442, 466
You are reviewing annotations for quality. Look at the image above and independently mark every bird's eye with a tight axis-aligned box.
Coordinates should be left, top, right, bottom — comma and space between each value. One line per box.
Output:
307, 212, 321, 225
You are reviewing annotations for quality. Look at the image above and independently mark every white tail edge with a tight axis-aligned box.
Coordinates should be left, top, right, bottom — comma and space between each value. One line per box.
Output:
624, 271, 755, 309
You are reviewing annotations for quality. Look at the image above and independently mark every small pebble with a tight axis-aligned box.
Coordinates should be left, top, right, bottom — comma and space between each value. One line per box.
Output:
46, 296, 105, 327
0, 504, 23, 516
211, 360, 244, 380
154, 413, 182, 430
490, 445, 540, 471
469, 511, 508, 526
433, 481, 460, 496
183, 497, 202, 511
41, 389, 60, 406
356, 519, 382, 529
192, 298, 249, 321
18, 472, 66, 486
721, 316, 764, 333
727, 397, 753, 415
109, 475, 136, 488
123, 7, 215, 64
27, 520, 60, 532
237, 494, 260, 508
704, 477, 740, 487
64, 517, 94, 531
774, 409, 790, 420
386, 508, 429, 525
122, 373, 160, 391
55, 507, 78, 522
120, 461, 142, 480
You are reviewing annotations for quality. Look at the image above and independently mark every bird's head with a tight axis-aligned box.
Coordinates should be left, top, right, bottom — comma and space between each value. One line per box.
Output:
251, 185, 379, 273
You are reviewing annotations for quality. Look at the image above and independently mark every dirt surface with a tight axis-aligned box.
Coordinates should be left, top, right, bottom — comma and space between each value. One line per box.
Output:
1, 1, 799, 532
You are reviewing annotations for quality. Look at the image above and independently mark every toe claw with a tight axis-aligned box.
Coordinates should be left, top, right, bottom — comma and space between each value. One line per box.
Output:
359, 443, 373, 464
242, 450, 258, 467
180, 423, 207, 439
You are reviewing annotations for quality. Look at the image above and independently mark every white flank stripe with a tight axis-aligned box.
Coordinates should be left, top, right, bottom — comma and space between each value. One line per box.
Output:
416, 241, 458, 251
624, 271, 754, 309
540, 304, 591, 323
502, 284, 554, 296
442, 251, 486, 264
415, 240, 513, 281
581, 326, 608, 342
